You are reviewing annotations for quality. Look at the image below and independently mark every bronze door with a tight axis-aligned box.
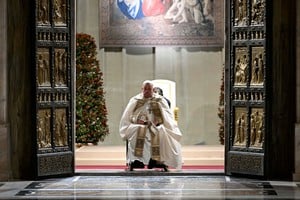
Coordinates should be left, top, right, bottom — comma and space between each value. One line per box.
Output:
225, 0, 267, 177
35, 0, 75, 177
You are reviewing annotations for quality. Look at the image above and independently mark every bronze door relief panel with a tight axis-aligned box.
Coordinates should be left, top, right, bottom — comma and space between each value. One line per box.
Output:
35, 0, 74, 177
226, 0, 266, 176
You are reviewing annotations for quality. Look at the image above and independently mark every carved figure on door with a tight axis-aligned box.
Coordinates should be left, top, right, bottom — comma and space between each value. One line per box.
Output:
234, 113, 246, 145
251, 57, 260, 83
235, 54, 247, 85
37, 54, 50, 86
250, 110, 263, 147
37, 110, 51, 148
251, 53, 264, 84
38, 0, 49, 24
235, 0, 246, 26
53, 0, 66, 24
251, 0, 264, 25
55, 110, 67, 146
55, 50, 67, 86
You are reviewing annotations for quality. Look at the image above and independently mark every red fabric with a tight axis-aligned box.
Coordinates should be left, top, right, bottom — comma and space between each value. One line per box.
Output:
76, 165, 224, 170
142, 0, 171, 16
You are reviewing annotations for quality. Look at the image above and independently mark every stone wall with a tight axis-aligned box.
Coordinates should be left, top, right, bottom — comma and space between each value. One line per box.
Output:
294, 0, 300, 180
298, 1, 300, 125
0, 0, 10, 181
7, 0, 35, 179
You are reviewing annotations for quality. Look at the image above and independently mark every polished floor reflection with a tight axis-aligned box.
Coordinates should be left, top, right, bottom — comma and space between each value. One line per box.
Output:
0, 175, 300, 199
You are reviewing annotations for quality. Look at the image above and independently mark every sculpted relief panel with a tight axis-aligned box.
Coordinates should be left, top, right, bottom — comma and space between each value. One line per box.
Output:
251, 0, 265, 25
235, 0, 247, 26
231, 0, 266, 152
37, 0, 50, 25
37, 48, 50, 87
250, 108, 264, 148
53, 0, 67, 26
234, 107, 247, 147
35, 0, 73, 177
36, 0, 71, 151
234, 47, 248, 86
251, 47, 264, 85
54, 48, 67, 86
233, 108, 264, 149
54, 109, 68, 147
37, 109, 52, 149
235, 0, 265, 27
37, 0, 67, 26
228, 0, 267, 176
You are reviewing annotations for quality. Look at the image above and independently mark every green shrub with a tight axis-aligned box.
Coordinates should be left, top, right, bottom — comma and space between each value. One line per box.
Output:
76, 33, 109, 144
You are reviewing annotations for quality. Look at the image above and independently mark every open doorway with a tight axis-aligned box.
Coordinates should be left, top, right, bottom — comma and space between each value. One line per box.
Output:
74, 0, 225, 173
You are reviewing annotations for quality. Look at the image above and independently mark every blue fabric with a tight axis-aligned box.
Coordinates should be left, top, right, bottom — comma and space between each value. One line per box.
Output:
117, 0, 145, 19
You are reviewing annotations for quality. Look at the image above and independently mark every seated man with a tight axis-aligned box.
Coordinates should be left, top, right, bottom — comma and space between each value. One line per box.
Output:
119, 80, 182, 171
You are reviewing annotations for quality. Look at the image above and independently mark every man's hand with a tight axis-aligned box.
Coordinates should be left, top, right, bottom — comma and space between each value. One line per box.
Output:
153, 119, 160, 126
137, 119, 149, 125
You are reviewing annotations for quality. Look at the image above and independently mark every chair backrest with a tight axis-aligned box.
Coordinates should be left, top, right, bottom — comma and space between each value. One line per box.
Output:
152, 79, 176, 111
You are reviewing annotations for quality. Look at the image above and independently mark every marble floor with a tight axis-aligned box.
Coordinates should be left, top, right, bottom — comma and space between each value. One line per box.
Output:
0, 175, 300, 199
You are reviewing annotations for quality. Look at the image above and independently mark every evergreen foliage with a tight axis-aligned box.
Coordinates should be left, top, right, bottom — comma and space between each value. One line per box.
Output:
218, 65, 225, 145
76, 33, 109, 144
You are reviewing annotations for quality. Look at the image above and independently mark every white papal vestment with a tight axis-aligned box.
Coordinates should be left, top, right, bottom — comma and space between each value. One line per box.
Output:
119, 93, 182, 170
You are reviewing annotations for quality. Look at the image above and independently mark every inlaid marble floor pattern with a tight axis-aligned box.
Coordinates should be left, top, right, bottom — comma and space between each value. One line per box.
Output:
0, 175, 300, 199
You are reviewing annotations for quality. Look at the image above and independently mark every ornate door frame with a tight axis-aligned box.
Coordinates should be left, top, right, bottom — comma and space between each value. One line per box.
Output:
34, 0, 75, 177
225, 0, 296, 179
225, 0, 267, 177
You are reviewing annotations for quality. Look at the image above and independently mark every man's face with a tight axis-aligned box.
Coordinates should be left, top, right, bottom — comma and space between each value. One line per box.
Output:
143, 83, 153, 98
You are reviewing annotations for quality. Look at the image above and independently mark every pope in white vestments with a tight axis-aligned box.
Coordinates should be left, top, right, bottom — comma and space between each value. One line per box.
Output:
119, 80, 182, 171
